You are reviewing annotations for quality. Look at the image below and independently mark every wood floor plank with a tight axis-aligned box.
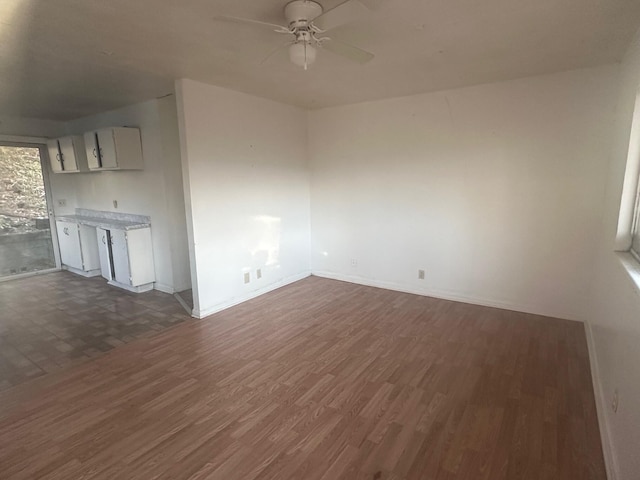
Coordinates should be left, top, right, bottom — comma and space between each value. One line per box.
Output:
0, 275, 607, 479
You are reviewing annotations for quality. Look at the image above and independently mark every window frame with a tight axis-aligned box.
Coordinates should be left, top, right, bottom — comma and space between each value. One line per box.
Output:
632, 181, 640, 262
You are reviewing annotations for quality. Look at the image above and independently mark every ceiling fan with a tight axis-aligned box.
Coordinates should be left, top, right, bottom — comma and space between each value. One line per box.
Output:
215, 0, 378, 70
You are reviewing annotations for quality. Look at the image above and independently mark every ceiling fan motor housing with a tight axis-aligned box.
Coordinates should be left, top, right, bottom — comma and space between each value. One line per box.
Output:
284, 1, 323, 28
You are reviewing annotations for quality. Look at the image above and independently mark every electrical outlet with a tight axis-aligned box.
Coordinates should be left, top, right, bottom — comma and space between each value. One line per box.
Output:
418, 269, 425, 280
244, 272, 250, 284
612, 389, 619, 413
351, 259, 358, 268
113, 200, 118, 209
57, 199, 66, 207
256, 268, 262, 279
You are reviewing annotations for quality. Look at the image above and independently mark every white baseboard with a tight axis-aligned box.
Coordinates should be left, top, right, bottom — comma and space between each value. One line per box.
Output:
584, 321, 618, 480
173, 291, 193, 315
63, 265, 101, 278
154, 283, 175, 294
193, 271, 311, 319
311, 270, 581, 322
107, 280, 154, 294
172, 282, 192, 294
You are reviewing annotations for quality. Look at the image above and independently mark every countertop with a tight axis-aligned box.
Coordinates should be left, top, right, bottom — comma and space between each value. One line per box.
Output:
56, 209, 151, 231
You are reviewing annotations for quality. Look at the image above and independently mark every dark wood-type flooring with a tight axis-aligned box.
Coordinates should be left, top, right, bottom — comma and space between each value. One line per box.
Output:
0, 272, 190, 391
0, 275, 606, 479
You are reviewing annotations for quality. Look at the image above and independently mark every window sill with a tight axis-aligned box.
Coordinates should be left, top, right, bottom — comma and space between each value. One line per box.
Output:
616, 251, 640, 294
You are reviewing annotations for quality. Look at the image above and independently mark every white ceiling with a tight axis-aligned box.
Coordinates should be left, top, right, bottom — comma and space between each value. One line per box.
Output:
2, 0, 640, 121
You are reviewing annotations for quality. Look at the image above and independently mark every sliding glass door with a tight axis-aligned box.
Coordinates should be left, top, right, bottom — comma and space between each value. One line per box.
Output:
0, 144, 57, 278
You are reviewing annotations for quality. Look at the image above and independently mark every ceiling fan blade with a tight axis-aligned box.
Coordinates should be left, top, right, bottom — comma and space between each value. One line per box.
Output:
313, 0, 370, 31
321, 39, 374, 64
260, 42, 294, 66
214, 15, 289, 33
358, 0, 384, 10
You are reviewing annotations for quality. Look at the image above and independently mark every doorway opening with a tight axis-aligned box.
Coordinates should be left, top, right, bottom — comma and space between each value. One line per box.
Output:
0, 144, 57, 278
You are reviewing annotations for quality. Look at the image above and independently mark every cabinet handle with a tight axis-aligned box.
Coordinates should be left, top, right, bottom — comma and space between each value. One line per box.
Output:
56, 153, 61, 162
92, 148, 97, 158
99, 147, 104, 159
63, 227, 69, 235
102, 235, 106, 244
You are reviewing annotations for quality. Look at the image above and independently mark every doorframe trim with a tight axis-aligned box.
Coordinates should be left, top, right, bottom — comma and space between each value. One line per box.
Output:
0, 134, 49, 144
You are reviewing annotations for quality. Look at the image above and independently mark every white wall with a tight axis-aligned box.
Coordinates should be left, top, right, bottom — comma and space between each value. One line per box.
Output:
308, 66, 619, 321
48, 96, 191, 293
175, 79, 311, 317
2, 42, 635, 479
587, 31, 640, 480
158, 97, 191, 293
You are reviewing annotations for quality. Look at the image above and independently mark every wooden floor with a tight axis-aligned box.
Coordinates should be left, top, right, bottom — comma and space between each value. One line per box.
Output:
0, 275, 605, 479
0, 272, 190, 390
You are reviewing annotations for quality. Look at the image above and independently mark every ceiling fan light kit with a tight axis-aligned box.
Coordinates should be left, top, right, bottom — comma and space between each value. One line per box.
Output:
215, 0, 376, 70
289, 42, 317, 70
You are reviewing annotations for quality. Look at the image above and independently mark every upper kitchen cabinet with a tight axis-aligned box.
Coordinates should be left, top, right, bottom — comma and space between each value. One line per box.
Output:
46, 136, 89, 173
84, 127, 144, 171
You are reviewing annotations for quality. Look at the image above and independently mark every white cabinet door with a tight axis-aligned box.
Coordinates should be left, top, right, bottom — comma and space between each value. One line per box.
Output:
78, 225, 100, 271
82, 127, 143, 171
112, 127, 144, 170
47, 140, 63, 173
125, 228, 155, 286
84, 132, 101, 170
48, 136, 89, 173
110, 229, 131, 285
94, 226, 155, 289
97, 128, 118, 169
56, 221, 83, 270
57, 136, 78, 172
59, 136, 89, 172
96, 227, 113, 280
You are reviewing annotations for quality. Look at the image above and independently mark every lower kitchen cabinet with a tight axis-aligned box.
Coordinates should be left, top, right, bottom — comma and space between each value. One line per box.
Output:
96, 227, 155, 292
55, 221, 100, 276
